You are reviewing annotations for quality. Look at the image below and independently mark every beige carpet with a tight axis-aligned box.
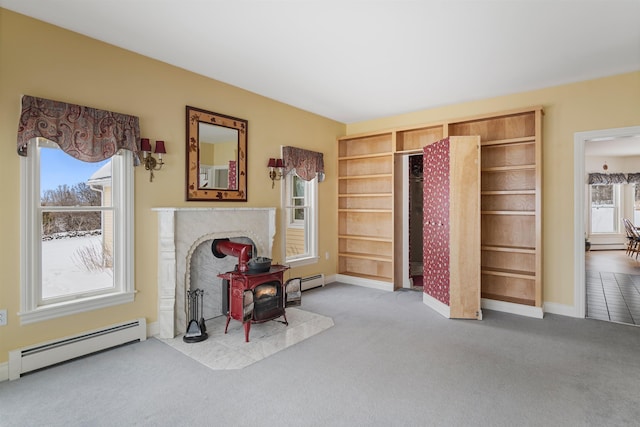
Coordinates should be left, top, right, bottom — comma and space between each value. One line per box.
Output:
160, 308, 334, 370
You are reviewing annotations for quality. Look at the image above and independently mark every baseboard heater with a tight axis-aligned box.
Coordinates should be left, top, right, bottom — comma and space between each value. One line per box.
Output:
8, 318, 146, 380
301, 274, 325, 291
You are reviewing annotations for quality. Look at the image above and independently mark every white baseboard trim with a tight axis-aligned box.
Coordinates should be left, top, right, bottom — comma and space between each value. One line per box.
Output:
423, 293, 451, 318
335, 274, 394, 292
544, 302, 580, 318
147, 321, 159, 337
0, 362, 8, 383
481, 298, 544, 319
324, 274, 338, 284
590, 244, 625, 251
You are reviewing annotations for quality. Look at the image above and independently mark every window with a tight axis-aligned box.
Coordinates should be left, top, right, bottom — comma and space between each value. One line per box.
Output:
635, 185, 640, 227
283, 172, 318, 265
590, 184, 621, 234
20, 138, 134, 324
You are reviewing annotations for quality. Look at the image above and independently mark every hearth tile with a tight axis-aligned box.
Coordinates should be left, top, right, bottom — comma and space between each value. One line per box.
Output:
159, 308, 333, 370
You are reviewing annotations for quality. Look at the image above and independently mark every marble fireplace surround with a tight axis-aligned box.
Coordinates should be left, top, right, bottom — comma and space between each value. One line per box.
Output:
153, 207, 276, 339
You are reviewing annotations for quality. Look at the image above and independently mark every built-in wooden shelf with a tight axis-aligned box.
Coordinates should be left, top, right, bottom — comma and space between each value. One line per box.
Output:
482, 267, 536, 279
337, 107, 542, 309
481, 136, 536, 146
481, 164, 536, 172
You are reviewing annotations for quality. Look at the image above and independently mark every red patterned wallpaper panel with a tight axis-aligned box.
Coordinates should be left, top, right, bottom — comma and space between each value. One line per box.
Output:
422, 138, 450, 306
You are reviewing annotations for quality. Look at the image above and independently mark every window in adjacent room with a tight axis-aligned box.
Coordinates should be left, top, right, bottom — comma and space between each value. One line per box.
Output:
20, 138, 134, 324
590, 184, 621, 234
634, 185, 640, 227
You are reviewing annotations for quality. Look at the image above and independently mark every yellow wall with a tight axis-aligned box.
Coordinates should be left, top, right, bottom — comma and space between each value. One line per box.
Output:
1, 7, 639, 367
0, 9, 344, 363
347, 71, 640, 308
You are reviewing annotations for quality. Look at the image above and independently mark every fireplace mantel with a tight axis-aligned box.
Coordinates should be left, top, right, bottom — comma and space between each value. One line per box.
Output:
152, 207, 277, 338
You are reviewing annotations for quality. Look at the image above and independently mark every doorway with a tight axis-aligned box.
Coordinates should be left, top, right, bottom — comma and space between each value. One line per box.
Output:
408, 154, 423, 289
573, 125, 640, 320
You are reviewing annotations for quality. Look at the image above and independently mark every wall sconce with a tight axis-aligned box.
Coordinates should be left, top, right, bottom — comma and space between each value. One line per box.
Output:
268, 158, 284, 188
141, 138, 166, 182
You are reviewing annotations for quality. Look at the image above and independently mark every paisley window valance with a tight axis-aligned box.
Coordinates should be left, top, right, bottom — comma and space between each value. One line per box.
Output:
283, 146, 325, 182
17, 95, 141, 165
587, 173, 628, 185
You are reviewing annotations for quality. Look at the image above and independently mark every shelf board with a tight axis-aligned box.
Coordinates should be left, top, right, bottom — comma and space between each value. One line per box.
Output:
481, 268, 536, 279
338, 174, 393, 180
395, 149, 424, 155
338, 209, 392, 213
338, 234, 393, 243
338, 153, 393, 161
481, 164, 535, 172
481, 190, 536, 195
337, 271, 393, 282
481, 211, 535, 216
481, 245, 536, 254
481, 136, 535, 147
338, 252, 392, 262
338, 193, 391, 198
481, 293, 535, 307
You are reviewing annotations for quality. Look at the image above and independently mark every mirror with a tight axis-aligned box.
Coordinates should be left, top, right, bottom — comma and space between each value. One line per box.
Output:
186, 106, 247, 201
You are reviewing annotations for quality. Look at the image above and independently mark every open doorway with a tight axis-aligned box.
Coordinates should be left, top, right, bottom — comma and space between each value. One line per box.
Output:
408, 154, 423, 289
573, 125, 640, 322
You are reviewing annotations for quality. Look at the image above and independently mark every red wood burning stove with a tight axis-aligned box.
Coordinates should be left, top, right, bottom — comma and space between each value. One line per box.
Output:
218, 265, 289, 342
213, 239, 301, 342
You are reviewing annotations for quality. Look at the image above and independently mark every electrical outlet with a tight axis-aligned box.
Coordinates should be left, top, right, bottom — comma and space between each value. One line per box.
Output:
0, 309, 6, 326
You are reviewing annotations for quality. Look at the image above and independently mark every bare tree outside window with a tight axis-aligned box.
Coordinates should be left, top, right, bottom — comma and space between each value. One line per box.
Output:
39, 143, 114, 299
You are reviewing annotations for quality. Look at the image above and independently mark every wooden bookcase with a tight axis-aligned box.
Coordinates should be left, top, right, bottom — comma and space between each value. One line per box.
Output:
337, 106, 542, 309
338, 132, 394, 283
448, 109, 542, 307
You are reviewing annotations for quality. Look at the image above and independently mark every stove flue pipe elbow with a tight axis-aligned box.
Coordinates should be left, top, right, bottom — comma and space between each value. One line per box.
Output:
211, 238, 253, 272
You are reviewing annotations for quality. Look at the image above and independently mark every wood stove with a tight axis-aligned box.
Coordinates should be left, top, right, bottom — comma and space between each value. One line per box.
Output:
218, 265, 290, 342
213, 239, 301, 342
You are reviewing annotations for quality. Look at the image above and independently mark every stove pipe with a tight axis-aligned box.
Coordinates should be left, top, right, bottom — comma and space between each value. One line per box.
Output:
211, 238, 253, 273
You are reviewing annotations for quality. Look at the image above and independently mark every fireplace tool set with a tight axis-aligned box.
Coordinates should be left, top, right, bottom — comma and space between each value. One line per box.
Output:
184, 288, 208, 343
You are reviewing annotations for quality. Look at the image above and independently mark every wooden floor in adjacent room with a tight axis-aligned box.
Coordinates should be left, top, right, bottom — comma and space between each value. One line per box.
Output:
585, 250, 640, 326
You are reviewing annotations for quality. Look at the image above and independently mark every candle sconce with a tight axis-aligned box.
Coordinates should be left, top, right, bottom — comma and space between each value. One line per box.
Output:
141, 138, 166, 182
268, 158, 284, 188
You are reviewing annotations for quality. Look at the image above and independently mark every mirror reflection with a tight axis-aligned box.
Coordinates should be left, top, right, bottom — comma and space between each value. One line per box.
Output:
198, 123, 238, 190
186, 106, 247, 201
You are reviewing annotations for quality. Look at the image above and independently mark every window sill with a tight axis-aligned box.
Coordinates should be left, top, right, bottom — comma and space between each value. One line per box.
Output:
18, 291, 135, 325
285, 256, 319, 268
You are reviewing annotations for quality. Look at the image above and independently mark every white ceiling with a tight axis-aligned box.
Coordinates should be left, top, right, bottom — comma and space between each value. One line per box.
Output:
1, 0, 639, 124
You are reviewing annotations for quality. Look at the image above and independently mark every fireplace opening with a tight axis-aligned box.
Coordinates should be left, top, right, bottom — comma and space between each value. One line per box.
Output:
253, 281, 283, 321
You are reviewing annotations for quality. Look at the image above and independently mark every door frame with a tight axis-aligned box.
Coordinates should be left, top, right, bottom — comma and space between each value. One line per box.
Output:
573, 125, 640, 318
400, 153, 412, 289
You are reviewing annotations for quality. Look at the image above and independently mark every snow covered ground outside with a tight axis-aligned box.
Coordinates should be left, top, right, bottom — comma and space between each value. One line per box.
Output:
42, 235, 113, 299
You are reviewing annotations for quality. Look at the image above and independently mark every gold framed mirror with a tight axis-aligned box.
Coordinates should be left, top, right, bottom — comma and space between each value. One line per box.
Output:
186, 106, 247, 201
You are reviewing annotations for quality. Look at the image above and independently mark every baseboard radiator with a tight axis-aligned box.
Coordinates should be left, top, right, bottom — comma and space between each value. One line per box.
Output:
8, 318, 146, 380
301, 274, 325, 291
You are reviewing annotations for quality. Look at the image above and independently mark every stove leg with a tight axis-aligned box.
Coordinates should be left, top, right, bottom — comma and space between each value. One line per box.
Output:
224, 314, 231, 334
244, 322, 251, 342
